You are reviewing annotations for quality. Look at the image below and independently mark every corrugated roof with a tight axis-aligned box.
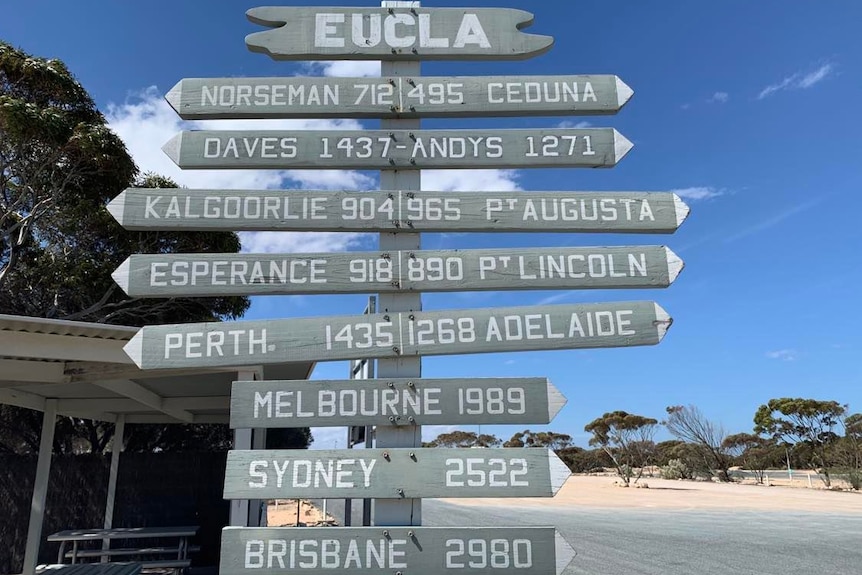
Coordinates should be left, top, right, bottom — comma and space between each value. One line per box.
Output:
0, 314, 137, 340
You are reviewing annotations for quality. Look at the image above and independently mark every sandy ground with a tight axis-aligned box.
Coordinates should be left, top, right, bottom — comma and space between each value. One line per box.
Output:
267, 498, 339, 526
445, 474, 862, 514
268, 473, 862, 526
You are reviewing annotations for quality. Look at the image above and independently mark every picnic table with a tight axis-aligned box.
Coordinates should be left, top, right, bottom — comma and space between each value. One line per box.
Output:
47, 526, 198, 572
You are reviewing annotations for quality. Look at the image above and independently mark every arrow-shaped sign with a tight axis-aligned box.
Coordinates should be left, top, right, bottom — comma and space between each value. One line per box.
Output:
122, 301, 672, 370
220, 526, 576, 575
106, 189, 689, 234
245, 7, 554, 61
223, 448, 570, 500
229, 377, 567, 429
165, 75, 632, 120
161, 128, 632, 170
112, 246, 684, 297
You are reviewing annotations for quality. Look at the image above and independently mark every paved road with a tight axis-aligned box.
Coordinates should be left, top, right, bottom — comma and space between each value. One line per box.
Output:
314, 498, 862, 575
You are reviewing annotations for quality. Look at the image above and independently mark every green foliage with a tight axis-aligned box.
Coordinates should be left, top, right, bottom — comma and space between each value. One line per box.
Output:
754, 397, 847, 487
503, 429, 573, 450
0, 42, 249, 325
584, 411, 658, 485
556, 447, 612, 473
847, 470, 862, 491
424, 430, 501, 448
660, 458, 692, 480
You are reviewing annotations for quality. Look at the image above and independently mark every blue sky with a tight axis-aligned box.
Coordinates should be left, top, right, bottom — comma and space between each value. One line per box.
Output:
3, 1, 861, 449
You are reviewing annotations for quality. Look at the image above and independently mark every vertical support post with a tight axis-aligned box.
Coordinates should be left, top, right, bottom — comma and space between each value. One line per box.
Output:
102, 414, 126, 561
23, 398, 57, 574
230, 370, 257, 526
249, 428, 267, 527
374, 0, 422, 528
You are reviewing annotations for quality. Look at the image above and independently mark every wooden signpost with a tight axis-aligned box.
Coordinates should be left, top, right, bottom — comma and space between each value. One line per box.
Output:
229, 377, 567, 428
108, 188, 689, 234
166, 74, 633, 119
223, 447, 570, 499
112, 246, 683, 297
245, 7, 554, 61
123, 301, 671, 370
109, 3, 687, 571
220, 526, 575, 575
161, 128, 632, 170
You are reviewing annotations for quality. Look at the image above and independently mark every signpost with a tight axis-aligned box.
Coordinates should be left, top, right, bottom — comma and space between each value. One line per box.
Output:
122, 301, 672, 370
223, 448, 570, 499
245, 7, 554, 61
161, 128, 632, 170
112, 246, 683, 297
107, 188, 689, 234
109, 4, 687, 571
220, 526, 575, 575
229, 377, 567, 428
165, 74, 633, 119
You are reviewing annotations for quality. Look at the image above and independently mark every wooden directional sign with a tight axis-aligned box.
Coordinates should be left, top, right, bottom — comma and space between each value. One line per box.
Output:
107, 189, 689, 234
113, 246, 683, 298
162, 128, 632, 170
166, 75, 633, 120
245, 7, 554, 61
223, 447, 569, 500
229, 377, 566, 429
122, 301, 671, 370
221, 526, 575, 575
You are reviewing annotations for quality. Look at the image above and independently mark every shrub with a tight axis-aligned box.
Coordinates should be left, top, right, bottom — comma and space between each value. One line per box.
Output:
660, 458, 692, 480
848, 470, 862, 491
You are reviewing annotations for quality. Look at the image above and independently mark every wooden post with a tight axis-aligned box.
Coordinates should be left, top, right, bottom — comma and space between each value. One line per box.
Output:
374, 0, 423, 528
101, 414, 126, 561
23, 398, 57, 574
230, 370, 257, 526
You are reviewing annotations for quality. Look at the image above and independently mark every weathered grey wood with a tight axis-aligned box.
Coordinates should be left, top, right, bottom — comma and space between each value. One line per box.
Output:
223, 447, 569, 499
220, 526, 575, 575
108, 189, 690, 234
165, 75, 632, 119
245, 7, 554, 61
229, 377, 566, 428
112, 246, 683, 297
375, 21, 423, 527
122, 301, 671, 370
161, 128, 631, 170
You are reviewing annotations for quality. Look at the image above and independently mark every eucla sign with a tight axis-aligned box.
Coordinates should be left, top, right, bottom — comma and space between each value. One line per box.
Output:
245, 7, 554, 60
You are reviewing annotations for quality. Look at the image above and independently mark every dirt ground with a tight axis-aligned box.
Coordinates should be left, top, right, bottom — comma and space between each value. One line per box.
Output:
445, 473, 862, 514
267, 498, 338, 527
268, 473, 862, 526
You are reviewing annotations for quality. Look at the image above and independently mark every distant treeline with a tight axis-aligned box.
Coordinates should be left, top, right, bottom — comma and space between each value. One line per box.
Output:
424, 399, 861, 489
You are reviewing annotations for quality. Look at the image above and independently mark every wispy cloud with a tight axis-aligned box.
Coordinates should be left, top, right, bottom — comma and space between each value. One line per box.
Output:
557, 120, 592, 129
724, 198, 821, 243
766, 349, 798, 362
670, 186, 724, 201
757, 63, 835, 100
707, 92, 729, 104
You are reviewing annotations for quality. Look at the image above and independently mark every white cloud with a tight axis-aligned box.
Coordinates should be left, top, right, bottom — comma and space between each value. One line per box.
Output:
422, 169, 521, 192
766, 349, 798, 362
670, 186, 723, 201
307, 61, 382, 78
239, 231, 371, 254
105, 86, 374, 191
757, 63, 834, 99
724, 198, 821, 243
557, 120, 592, 129
707, 92, 729, 103
104, 86, 522, 255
